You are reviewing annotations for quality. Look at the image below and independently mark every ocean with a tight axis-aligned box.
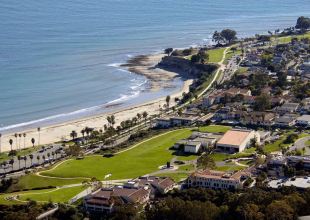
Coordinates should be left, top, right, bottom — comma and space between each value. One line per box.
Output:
0, 0, 309, 133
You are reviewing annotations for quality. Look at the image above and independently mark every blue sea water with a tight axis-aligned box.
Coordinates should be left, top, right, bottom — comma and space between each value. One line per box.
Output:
0, 0, 309, 133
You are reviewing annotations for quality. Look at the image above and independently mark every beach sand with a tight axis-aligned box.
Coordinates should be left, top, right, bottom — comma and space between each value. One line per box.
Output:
0, 53, 193, 152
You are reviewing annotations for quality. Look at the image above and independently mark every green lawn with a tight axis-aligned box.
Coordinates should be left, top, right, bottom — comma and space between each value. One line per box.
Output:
178, 164, 195, 172
198, 125, 231, 133
156, 172, 189, 182
275, 32, 310, 44
19, 186, 85, 203
8, 174, 87, 192
224, 48, 241, 64
215, 165, 244, 172
0, 186, 85, 205
40, 129, 193, 180
207, 48, 226, 63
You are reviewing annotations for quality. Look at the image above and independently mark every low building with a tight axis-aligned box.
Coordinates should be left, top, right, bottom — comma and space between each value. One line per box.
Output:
184, 141, 202, 154
84, 186, 150, 213
216, 129, 259, 153
241, 111, 275, 126
274, 114, 297, 127
155, 117, 171, 128
257, 130, 271, 143
276, 102, 300, 115
287, 156, 310, 171
296, 115, 310, 126
186, 169, 251, 190
124, 176, 176, 195
170, 116, 198, 126
267, 155, 287, 177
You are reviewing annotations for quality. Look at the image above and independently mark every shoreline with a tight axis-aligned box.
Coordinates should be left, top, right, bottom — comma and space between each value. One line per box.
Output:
0, 53, 193, 152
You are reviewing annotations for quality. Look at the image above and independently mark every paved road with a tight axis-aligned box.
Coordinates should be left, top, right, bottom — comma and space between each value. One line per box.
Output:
289, 136, 310, 155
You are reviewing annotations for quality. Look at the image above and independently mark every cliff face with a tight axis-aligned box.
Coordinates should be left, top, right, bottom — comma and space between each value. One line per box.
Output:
157, 56, 218, 79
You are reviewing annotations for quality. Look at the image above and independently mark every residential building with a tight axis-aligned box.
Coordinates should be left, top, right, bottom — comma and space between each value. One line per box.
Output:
155, 117, 171, 128
186, 169, 251, 190
274, 114, 297, 127
296, 115, 310, 126
184, 141, 202, 154
276, 102, 300, 115
216, 129, 259, 153
241, 111, 275, 126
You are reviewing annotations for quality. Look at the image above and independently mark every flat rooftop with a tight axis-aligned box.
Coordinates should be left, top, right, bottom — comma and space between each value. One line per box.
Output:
217, 129, 252, 147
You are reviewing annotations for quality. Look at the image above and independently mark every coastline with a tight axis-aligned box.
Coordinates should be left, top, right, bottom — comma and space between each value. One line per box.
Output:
0, 53, 193, 152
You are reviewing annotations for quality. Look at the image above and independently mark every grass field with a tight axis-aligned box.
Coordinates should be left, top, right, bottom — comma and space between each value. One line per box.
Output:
198, 125, 231, 133
207, 48, 226, 63
0, 186, 85, 205
178, 164, 195, 171
156, 172, 189, 182
276, 32, 310, 44
8, 174, 87, 192
19, 186, 85, 203
40, 129, 193, 180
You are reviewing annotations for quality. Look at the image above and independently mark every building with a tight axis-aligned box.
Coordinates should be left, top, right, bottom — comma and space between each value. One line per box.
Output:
267, 154, 287, 177
274, 114, 297, 127
216, 129, 259, 153
124, 176, 176, 195
186, 169, 251, 190
84, 186, 150, 213
241, 111, 275, 126
170, 116, 198, 126
155, 117, 171, 128
276, 102, 300, 115
184, 141, 202, 154
296, 115, 310, 126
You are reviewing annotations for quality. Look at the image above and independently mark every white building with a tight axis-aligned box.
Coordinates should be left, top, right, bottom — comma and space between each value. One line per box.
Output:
216, 129, 259, 153
184, 141, 202, 154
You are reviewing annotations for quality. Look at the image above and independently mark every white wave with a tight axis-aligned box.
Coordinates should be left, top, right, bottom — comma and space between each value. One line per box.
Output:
107, 62, 123, 67
106, 90, 140, 105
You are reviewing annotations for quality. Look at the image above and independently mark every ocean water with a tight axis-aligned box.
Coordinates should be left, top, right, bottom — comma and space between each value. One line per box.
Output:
0, 0, 309, 133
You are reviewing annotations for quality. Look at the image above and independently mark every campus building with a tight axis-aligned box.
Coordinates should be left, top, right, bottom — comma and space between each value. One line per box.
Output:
186, 169, 251, 190
216, 129, 259, 153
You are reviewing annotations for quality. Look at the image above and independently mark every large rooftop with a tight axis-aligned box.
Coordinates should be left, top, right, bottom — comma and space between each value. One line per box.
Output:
217, 129, 252, 146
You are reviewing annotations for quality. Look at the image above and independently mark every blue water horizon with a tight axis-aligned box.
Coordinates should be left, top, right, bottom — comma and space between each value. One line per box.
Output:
0, 0, 309, 133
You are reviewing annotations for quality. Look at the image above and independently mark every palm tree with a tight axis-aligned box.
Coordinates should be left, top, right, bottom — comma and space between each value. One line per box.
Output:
14, 133, 18, 150
137, 113, 142, 122
31, 138, 35, 147
142, 111, 148, 125
70, 130, 77, 140
47, 152, 50, 159
2, 161, 8, 173
37, 155, 40, 164
42, 155, 46, 163
81, 129, 85, 139
0, 133, 2, 153
23, 156, 27, 169
51, 151, 55, 160
23, 133, 26, 149
29, 154, 34, 166
17, 155, 21, 169
9, 139, 13, 152
166, 95, 171, 108
9, 159, 14, 171
18, 133, 22, 150
37, 127, 41, 147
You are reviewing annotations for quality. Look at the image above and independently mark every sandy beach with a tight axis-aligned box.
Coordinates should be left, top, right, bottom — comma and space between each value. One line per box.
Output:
0, 53, 193, 152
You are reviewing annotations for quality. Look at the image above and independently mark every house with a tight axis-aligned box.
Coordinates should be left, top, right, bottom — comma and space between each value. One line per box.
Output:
124, 176, 176, 195
267, 154, 287, 177
216, 129, 259, 153
276, 102, 300, 115
84, 186, 150, 213
186, 169, 251, 190
184, 141, 202, 154
287, 156, 310, 170
170, 116, 198, 126
241, 111, 275, 126
296, 115, 310, 126
257, 130, 271, 143
274, 114, 297, 127
155, 117, 171, 128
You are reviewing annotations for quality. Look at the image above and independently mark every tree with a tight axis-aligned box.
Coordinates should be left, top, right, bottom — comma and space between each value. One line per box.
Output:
31, 138, 35, 147
265, 200, 294, 220
23, 133, 26, 149
197, 154, 216, 169
295, 16, 310, 32
23, 156, 27, 169
17, 155, 22, 169
37, 155, 40, 163
221, 29, 237, 44
29, 154, 34, 166
14, 133, 18, 150
164, 48, 173, 56
166, 95, 171, 108
0, 133, 2, 153
142, 111, 148, 124
70, 130, 78, 140
254, 93, 271, 111
9, 159, 14, 171
37, 127, 41, 147
212, 31, 224, 45
9, 139, 13, 151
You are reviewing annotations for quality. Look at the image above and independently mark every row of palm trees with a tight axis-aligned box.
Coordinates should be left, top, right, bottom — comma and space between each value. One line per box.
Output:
0, 150, 60, 173
0, 127, 41, 154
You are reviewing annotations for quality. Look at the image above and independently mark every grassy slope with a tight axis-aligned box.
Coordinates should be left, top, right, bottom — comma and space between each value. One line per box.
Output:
207, 48, 226, 63
8, 174, 87, 192
276, 32, 310, 44
40, 129, 193, 180
198, 125, 231, 133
